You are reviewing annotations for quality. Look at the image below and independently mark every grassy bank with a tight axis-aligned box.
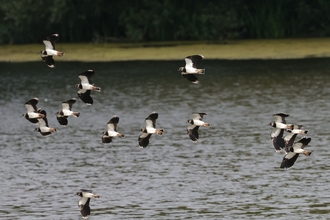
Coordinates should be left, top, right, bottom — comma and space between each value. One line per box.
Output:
1, 38, 330, 62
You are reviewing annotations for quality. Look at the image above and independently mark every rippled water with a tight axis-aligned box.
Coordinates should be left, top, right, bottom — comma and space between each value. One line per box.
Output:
1, 59, 330, 219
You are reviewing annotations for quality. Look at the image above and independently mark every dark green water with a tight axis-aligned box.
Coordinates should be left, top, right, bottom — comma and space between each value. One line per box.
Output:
1, 59, 330, 219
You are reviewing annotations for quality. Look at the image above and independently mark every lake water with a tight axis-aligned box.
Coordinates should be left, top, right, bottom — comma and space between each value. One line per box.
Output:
1, 58, 330, 219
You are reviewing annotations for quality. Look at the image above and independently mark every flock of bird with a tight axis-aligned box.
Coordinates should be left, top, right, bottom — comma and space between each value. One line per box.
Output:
21, 33, 211, 219
269, 113, 312, 169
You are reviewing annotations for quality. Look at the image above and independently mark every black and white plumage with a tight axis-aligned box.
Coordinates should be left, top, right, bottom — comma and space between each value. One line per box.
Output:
269, 113, 293, 153
287, 124, 308, 135
178, 54, 205, 84
76, 189, 100, 219
280, 137, 312, 169
138, 111, 164, 148
56, 98, 80, 126
269, 113, 293, 130
22, 97, 45, 124
40, 33, 64, 68
138, 132, 152, 149
186, 113, 210, 143
35, 110, 57, 136
102, 115, 125, 144
283, 132, 298, 153
76, 70, 101, 105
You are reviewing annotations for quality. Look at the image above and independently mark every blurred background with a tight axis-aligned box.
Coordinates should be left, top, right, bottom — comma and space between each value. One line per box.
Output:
1, 0, 330, 44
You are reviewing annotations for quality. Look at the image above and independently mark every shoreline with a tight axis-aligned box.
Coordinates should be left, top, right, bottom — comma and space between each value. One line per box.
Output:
1, 38, 330, 62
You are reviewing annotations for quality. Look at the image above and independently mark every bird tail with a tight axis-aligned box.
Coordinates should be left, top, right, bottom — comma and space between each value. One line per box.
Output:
303, 150, 312, 156
93, 86, 101, 92
117, 133, 125, 138
156, 129, 164, 135
73, 112, 80, 117
203, 123, 211, 127
57, 52, 65, 56
300, 130, 308, 135
50, 128, 57, 132
196, 69, 205, 74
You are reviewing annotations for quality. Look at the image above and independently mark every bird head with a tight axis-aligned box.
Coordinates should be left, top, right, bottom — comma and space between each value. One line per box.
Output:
75, 84, 82, 89
76, 192, 83, 197
141, 128, 147, 132
178, 67, 185, 72
268, 122, 276, 128
187, 119, 193, 124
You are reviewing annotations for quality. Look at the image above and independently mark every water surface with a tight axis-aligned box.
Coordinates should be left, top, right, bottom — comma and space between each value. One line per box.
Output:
1, 59, 330, 219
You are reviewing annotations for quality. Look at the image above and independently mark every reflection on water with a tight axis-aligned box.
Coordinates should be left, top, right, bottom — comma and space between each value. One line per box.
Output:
1, 59, 330, 219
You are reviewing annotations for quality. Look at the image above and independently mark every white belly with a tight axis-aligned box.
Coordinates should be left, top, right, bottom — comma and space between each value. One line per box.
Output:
28, 112, 40, 118
146, 127, 156, 134
185, 66, 197, 74
81, 83, 93, 90
62, 109, 73, 116
193, 119, 204, 126
46, 49, 58, 56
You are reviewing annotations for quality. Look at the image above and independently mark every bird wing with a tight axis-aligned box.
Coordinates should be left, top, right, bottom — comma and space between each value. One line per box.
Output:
293, 137, 311, 150
79, 70, 94, 84
145, 112, 158, 128
42, 56, 55, 68
107, 116, 119, 132
187, 124, 199, 142
184, 57, 194, 69
61, 101, 71, 111
273, 113, 289, 123
271, 129, 285, 152
139, 132, 152, 148
186, 55, 204, 68
62, 98, 76, 110
192, 113, 206, 120
37, 117, 49, 127
284, 133, 297, 152
102, 135, 113, 144
25, 98, 39, 112
182, 74, 199, 84
56, 114, 68, 126
43, 40, 54, 50
77, 89, 93, 105
280, 152, 299, 169
47, 34, 59, 49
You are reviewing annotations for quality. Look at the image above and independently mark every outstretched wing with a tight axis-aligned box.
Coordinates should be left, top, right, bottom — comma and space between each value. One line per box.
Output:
107, 116, 119, 132
79, 70, 94, 84
185, 55, 204, 68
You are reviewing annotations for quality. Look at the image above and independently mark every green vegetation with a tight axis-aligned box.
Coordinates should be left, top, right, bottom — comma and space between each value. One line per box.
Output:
1, 0, 330, 44
1, 38, 330, 62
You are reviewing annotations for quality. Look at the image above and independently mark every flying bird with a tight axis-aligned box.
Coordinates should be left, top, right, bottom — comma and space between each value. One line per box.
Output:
269, 113, 293, 130
55, 98, 80, 126
138, 111, 164, 148
22, 97, 45, 124
76, 70, 101, 105
178, 54, 205, 84
40, 33, 64, 68
76, 189, 100, 219
280, 137, 312, 169
287, 124, 308, 135
102, 115, 125, 144
186, 113, 210, 143
269, 113, 293, 153
35, 110, 57, 136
